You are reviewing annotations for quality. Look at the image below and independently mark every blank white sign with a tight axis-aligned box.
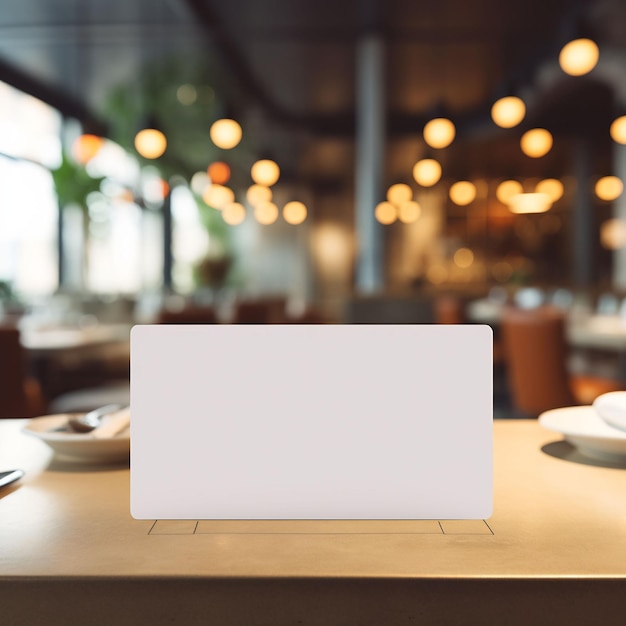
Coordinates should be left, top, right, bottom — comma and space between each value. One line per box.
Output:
131, 325, 492, 520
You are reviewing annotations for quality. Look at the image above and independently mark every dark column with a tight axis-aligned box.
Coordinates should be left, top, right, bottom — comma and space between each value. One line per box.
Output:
163, 192, 173, 292
354, 32, 385, 292
57, 202, 64, 288
573, 138, 593, 287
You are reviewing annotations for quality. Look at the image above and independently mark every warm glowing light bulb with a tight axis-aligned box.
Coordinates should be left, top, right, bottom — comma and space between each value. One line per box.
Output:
559, 38, 599, 76
601, 219, 626, 250
387, 183, 413, 205
375, 202, 398, 225
222, 202, 246, 225
283, 201, 308, 225
449, 181, 477, 206
521, 128, 553, 158
496, 180, 523, 204
412, 158, 442, 187
491, 96, 526, 128
508, 192, 552, 214
209, 118, 242, 149
398, 200, 421, 224
72, 134, 104, 164
134, 128, 167, 159
203, 184, 235, 209
610, 116, 626, 144
535, 179, 564, 202
251, 159, 280, 186
246, 184, 272, 206
207, 161, 231, 185
454, 247, 475, 268
595, 176, 624, 201
255, 201, 279, 225
423, 118, 456, 149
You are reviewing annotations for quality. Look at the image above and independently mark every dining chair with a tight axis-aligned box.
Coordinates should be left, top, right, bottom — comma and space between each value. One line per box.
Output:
0, 325, 46, 418
232, 298, 287, 324
500, 306, 622, 416
157, 306, 217, 324
434, 294, 465, 324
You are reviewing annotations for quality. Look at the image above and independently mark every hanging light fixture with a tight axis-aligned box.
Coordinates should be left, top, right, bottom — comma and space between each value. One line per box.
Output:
246, 184, 273, 206
423, 117, 456, 149
496, 180, 523, 204
283, 201, 308, 225
251, 159, 280, 186
453, 248, 475, 268
387, 183, 413, 205
209, 118, 242, 150
449, 181, 477, 206
559, 38, 599, 76
535, 179, 564, 202
412, 158, 442, 187
610, 115, 626, 144
222, 202, 246, 226
508, 192, 552, 214
134, 127, 167, 159
375, 201, 398, 225
255, 201, 279, 225
521, 129, 553, 158
72, 133, 104, 164
491, 96, 526, 129
202, 184, 235, 209
601, 219, 626, 250
398, 200, 421, 224
595, 176, 624, 201
207, 161, 231, 185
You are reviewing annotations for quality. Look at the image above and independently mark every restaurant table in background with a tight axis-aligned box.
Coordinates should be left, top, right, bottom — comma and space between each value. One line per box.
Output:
1, 418, 625, 625
19, 323, 132, 401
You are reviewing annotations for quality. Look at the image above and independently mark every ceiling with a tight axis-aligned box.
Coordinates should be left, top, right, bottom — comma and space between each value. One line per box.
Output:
0, 0, 624, 194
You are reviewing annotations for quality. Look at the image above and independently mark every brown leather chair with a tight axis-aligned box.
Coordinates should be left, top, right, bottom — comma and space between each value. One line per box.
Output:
232, 298, 287, 324
0, 325, 46, 418
434, 295, 465, 324
157, 306, 217, 324
501, 306, 622, 416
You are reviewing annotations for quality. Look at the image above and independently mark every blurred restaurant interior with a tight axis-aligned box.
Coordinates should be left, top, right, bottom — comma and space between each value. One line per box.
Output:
2, 0, 626, 419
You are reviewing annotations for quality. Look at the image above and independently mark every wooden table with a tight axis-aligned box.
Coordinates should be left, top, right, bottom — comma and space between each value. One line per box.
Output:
20, 324, 132, 399
1, 418, 625, 625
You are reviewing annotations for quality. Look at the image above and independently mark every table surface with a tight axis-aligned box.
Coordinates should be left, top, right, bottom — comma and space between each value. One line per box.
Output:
1, 418, 626, 580
20, 323, 132, 353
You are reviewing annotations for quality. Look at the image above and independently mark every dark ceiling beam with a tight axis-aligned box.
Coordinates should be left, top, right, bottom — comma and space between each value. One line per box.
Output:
184, 0, 318, 130
0, 56, 108, 135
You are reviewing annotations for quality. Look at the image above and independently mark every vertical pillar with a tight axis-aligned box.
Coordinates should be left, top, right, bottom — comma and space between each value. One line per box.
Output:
57, 202, 64, 288
572, 137, 593, 287
613, 143, 626, 289
163, 192, 173, 292
354, 33, 385, 292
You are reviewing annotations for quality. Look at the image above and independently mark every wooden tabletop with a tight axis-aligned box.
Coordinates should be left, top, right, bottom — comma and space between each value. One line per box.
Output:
1, 418, 625, 625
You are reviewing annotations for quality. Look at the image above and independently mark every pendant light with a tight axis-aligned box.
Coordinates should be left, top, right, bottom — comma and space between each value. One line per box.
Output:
491, 95, 526, 129
283, 201, 308, 225
412, 158, 442, 187
251, 159, 280, 187
209, 118, 242, 150
559, 38, 599, 76
423, 117, 456, 149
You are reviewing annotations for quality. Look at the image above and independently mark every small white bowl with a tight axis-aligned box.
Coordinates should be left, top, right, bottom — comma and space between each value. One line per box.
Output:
23, 414, 130, 463
593, 391, 626, 433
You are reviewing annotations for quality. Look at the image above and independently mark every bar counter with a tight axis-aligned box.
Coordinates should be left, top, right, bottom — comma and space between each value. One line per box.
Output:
1, 418, 625, 625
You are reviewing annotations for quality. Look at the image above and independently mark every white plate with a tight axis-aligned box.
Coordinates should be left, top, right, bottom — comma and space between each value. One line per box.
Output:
593, 391, 626, 432
539, 405, 626, 463
22, 414, 130, 463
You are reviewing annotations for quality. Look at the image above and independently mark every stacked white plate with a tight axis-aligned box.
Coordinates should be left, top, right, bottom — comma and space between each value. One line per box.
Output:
539, 391, 626, 462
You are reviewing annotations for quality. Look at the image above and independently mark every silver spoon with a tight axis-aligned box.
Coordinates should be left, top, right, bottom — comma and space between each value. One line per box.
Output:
67, 404, 124, 433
